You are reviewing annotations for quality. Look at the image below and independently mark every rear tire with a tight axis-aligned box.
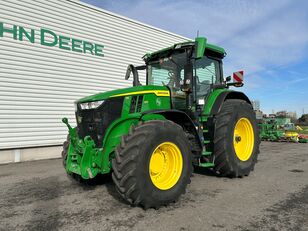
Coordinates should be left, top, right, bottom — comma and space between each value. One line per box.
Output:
213, 99, 260, 177
112, 120, 192, 209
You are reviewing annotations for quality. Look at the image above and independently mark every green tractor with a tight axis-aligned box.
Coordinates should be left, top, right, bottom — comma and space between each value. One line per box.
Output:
62, 37, 260, 209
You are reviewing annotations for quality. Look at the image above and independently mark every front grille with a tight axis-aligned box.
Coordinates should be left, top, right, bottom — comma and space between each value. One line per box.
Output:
75, 97, 124, 147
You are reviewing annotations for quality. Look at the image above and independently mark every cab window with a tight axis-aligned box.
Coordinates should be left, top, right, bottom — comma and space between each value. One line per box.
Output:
194, 56, 220, 98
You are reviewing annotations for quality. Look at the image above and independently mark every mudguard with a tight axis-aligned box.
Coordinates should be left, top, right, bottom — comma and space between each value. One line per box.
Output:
209, 90, 251, 116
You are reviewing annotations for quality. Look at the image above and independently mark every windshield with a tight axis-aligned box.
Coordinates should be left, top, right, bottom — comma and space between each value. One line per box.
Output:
147, 51, 190, 109
147, 51, 187, 91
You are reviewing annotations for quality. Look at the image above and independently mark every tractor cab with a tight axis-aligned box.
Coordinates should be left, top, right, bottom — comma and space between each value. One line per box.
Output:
146, 41, 223, 111
126, 37, 241, 114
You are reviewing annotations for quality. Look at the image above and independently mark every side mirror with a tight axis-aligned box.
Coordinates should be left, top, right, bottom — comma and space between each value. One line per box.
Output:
125, 64, 141, 86
125, 64, 133, 80
225, 76, 231, 82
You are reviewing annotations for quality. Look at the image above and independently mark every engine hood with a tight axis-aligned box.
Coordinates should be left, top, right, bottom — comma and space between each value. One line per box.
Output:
78, 85, 170, 103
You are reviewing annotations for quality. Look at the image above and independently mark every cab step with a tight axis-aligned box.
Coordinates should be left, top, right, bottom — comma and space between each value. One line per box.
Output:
199, 162, 215, 168
202, 151, 212, 156
199, 116, 208, 122
71, 155, 78, 161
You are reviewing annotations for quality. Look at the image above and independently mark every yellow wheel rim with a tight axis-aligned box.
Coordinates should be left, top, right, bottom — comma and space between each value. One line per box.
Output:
233, 118, 254, 161
149, 142, 183, 190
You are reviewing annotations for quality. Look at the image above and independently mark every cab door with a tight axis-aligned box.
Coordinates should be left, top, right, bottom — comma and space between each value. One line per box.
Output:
194, 56, 221, 101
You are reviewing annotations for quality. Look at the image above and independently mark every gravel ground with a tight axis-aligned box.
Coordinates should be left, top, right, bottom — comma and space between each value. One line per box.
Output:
0, 142, 307, 231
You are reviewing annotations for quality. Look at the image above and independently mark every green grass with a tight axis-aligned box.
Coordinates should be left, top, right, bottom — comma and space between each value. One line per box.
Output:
296, 126, 308, 134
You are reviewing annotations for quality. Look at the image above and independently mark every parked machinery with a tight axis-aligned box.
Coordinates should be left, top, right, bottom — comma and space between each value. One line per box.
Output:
61, 37, 260, 208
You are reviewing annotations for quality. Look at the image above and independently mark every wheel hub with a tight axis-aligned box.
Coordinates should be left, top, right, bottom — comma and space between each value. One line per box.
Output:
235, 135, 242, 143
149, 142, 183, 190
233, 118, 254, 161
150, 151, 165, 175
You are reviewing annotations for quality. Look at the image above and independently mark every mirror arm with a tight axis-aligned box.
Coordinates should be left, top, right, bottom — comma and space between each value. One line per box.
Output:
226, 82, 244, 87
135, 65, 146, 70
212, 83, 227, 90
132, 67, 141, 86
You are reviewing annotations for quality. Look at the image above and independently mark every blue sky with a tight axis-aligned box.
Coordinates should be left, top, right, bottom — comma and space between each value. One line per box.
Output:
82, 0, 308, 117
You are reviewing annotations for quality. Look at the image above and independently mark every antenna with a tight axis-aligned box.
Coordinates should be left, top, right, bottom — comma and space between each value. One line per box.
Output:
197, 30, 199, 37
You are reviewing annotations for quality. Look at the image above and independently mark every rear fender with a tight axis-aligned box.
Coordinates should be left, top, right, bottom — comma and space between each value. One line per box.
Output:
209, 90, 251, 116
202, 90, 252, 150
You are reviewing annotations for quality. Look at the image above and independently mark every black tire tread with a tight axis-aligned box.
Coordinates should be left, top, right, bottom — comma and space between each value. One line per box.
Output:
112, 120, 192, 208
213, 99, 260, 177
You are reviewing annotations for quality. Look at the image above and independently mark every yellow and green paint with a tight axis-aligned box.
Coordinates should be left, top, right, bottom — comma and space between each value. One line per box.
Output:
60, 37, 248, 179
62, 83, 232, 179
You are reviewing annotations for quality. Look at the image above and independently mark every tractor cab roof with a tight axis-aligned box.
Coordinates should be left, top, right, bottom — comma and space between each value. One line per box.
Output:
143, 37, 226, 62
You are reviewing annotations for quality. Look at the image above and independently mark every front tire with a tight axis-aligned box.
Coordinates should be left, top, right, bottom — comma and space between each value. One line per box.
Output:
61, 135, 70, 168
213, 99, 260, 177
112, 120, 192, 209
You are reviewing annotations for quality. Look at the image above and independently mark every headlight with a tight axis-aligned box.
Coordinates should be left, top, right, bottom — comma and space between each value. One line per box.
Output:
80, 100, 104, 110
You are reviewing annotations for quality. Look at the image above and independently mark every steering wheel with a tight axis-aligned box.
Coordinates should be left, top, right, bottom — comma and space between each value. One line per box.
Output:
195, 75, 200, 84
162, 71, 175, 87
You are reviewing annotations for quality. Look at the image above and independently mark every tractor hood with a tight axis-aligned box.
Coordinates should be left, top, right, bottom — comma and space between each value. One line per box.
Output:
78, 85, 170, 103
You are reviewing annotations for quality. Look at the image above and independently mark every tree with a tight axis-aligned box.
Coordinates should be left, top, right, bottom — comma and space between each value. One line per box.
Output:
298, 114, 308, 126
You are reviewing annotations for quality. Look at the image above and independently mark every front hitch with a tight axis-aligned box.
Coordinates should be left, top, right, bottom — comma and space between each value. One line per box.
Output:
61, 117, 100, 179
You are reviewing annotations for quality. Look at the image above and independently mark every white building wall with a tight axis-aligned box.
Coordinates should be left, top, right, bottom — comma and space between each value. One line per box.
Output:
0, 0, 188, 157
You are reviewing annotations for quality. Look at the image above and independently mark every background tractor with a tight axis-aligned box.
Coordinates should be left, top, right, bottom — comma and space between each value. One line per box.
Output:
62, 37, 260, 209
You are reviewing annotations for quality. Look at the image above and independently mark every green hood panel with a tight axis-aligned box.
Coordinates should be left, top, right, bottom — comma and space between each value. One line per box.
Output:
78, 85, 169, 103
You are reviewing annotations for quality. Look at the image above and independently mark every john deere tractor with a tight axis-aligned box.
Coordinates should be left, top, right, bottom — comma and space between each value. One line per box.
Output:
62, 37, 260, 209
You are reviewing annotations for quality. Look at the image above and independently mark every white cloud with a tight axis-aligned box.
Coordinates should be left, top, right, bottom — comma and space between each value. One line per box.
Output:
94, 0, 308, 78
84, 0, 308, 115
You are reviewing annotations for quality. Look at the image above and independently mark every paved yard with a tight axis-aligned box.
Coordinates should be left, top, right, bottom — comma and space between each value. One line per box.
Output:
0, 142, 307, 231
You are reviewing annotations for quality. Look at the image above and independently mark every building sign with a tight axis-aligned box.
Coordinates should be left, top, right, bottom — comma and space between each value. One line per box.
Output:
0, 22, 104, 57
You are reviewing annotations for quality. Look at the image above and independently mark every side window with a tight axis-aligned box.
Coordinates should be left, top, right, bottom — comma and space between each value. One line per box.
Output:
195, 57, 220, 97
149, 67, 170, 85
195, 57, 219, 84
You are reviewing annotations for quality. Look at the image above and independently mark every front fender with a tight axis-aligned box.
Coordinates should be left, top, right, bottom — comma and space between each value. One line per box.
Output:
102, 113, 166, 149
99, 114, 141, 173
99, 112, 167, 173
